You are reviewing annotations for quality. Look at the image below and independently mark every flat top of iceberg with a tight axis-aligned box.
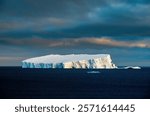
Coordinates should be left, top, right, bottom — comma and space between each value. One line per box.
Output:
23, 54, 110, 64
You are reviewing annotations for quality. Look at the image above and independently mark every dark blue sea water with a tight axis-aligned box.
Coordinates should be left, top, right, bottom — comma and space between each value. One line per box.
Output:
0, 67, 150, 99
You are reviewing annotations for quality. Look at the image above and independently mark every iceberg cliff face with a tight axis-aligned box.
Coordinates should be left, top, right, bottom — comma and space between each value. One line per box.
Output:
22, 54, 117, 69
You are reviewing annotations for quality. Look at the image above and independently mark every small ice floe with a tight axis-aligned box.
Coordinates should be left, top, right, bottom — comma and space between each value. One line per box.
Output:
87, 71, 101, 74
124, 66, 141, 69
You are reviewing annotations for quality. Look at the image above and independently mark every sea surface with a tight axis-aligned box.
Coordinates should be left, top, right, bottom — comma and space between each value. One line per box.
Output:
0, 67, 150, 99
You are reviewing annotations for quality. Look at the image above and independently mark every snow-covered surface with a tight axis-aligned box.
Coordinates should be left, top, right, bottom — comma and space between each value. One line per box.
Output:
124, 66, 141, 69
22, 54, 117, 69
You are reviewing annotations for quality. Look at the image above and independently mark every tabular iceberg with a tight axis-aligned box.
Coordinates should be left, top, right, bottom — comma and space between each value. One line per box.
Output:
22, 54, 117, 69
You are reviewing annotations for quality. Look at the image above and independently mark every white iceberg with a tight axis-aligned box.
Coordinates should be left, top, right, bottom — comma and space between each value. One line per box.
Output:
22, 54, 117, 69
124, 66, 141, 69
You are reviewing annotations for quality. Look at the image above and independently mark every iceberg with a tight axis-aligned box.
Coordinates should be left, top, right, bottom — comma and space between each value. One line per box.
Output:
22, 54, 117, 69
124, 66, 141, 69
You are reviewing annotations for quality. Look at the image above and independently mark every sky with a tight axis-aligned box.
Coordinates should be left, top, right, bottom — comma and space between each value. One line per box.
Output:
0, 0, 150, 66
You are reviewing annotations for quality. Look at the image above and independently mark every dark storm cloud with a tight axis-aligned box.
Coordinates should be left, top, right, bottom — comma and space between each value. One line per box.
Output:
1, 0, 150, 32
1, 24, 150, 39
87, 1, 150, 25
0, 0, 107, 31
0, 0, 106, 18
0, 0, 150, 66
0, 37, 149, 48
1, 0, 150, 43
1, 0, 150, 17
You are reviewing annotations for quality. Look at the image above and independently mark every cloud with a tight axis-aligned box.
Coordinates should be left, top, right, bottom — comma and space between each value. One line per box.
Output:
0, 37, 149, 48
0, 0, 107, 18
0, 17, 74, 32
1, 0, 150, 32
81, 38, 150, 48
87, 2, 150, 25
0, 56, 25, 66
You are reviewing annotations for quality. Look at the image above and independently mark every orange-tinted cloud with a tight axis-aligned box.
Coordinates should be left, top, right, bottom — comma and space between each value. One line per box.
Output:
81, 38, 150, 48
0, 37, 150, 48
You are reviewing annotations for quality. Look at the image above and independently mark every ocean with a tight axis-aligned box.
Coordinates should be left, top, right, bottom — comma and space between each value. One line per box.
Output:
0, 67, 150, 99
